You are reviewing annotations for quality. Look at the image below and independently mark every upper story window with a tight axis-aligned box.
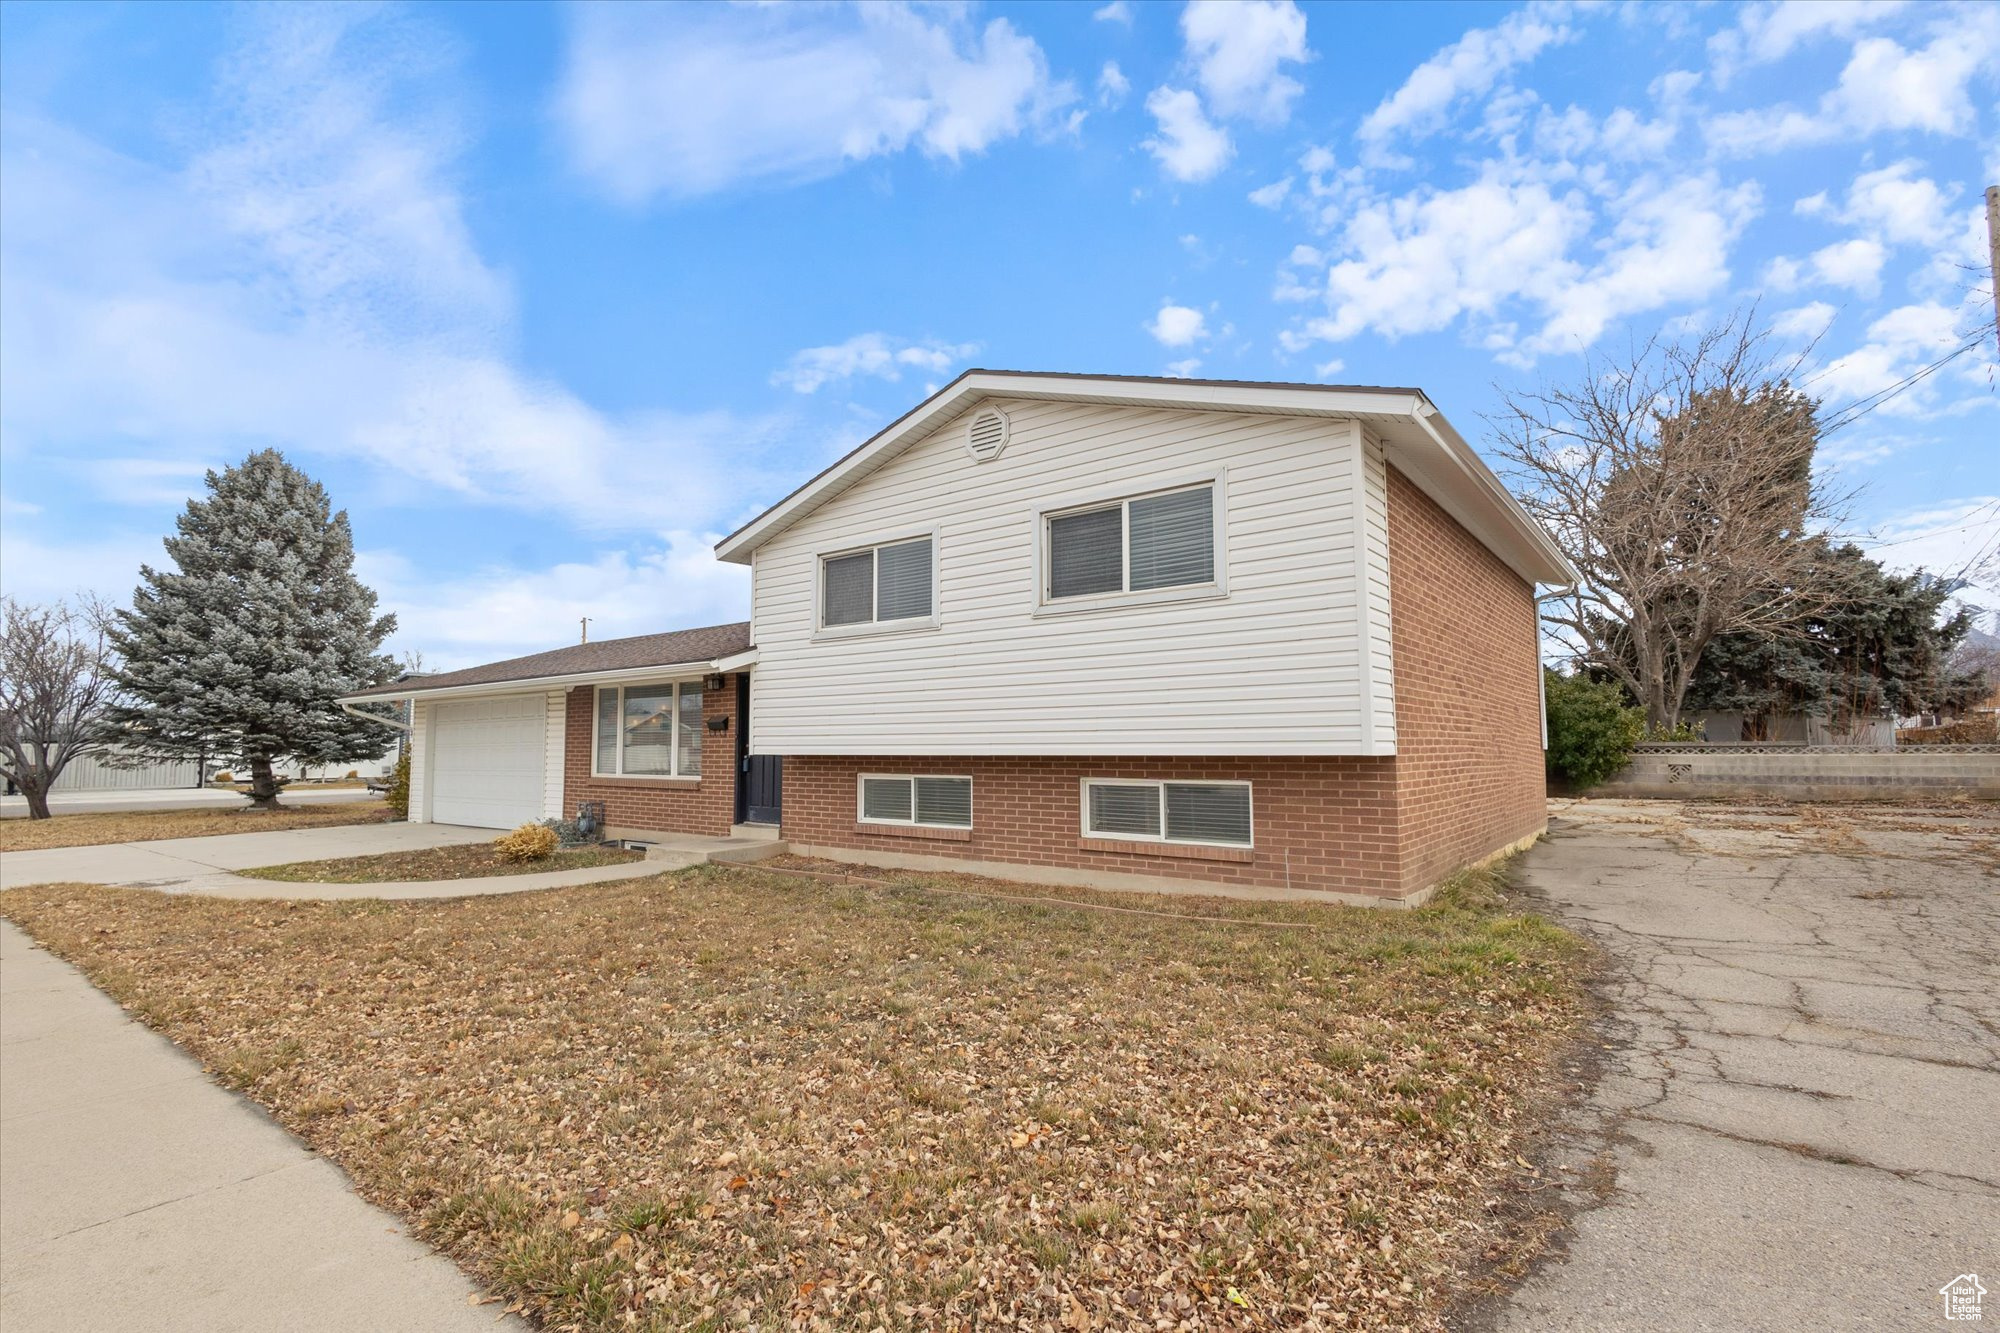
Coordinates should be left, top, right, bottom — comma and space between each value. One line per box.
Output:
821, 535, 934, 629
1047, 483, 1216, 601
594, 682, 702, 778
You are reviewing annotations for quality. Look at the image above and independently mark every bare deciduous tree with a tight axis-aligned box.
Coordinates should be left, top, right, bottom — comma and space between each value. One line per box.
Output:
1492, 315, 1847, 730
0, 595, 119, 820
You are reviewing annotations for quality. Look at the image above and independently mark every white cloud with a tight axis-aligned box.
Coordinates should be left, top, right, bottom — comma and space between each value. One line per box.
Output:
1836, 159, 1959, 247
0, 9, 788, 539
1773, 301, 1838, 341
1861, 498, 2000, 622
1807, 237, 1887, 293
1143, 86, 1232, 182
1146, 302, 1209, 348
1812, 301, 1973, 411
1312, 358, 1346, 380
1708, 0, 1909, 79
1097, 61, 1130, 108
1284, 164, 1758, 361
1093, 1, 1134, 24
771, 333, 978, 394
1248, 177, 1293, 209
1164, 358, 1203, 378
1180, 0, 1311, 126
356, 530, 752, 670
1358, 3, 1576, 153
1707, 10, 2000, 155
554, 3, 1074, 203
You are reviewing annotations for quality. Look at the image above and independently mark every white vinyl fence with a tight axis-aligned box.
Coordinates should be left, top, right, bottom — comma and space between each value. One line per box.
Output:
47, 750, 203, 792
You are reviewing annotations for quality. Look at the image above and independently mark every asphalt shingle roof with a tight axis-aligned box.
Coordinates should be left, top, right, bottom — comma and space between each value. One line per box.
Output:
379, 621, 751, 696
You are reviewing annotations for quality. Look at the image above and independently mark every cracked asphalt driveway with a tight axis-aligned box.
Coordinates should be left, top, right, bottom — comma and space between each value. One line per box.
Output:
1486, 798, 1999, 1332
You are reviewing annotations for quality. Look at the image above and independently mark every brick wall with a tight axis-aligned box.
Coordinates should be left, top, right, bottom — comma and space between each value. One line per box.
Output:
782, 755, 1405, 899
561, 673, 740, 838
1384, 465, 1546, 892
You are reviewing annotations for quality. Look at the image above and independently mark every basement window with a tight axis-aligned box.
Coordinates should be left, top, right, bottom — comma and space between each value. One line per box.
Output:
1081, 778, 1252, 847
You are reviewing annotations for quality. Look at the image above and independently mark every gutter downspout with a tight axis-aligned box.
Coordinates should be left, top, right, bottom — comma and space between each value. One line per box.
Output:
1534, 583, 1579, 749
341, 700, 412, 732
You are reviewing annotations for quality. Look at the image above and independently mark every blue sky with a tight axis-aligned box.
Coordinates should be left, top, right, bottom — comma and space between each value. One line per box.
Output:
2, 0, 1995, 669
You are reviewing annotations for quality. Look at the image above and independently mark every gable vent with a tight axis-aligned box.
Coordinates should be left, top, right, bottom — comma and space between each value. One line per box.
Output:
965, 406, 1010, 462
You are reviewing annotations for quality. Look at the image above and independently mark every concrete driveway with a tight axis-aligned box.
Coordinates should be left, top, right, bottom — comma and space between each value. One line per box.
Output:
0, 822, 494, 891
1484, 799, 1999, 1331
2, 787, 380, 818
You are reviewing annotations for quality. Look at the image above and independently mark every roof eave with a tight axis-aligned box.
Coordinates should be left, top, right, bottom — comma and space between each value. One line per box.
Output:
714, 371, 1432, 564
338, 655, 744, 706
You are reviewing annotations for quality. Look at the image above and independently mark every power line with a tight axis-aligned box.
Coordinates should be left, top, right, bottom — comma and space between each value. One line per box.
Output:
1814, 333, 1987, 435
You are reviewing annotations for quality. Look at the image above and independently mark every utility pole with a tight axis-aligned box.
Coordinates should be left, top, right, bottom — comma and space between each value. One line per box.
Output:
579, 616, 591, 644
1987, 185, 1999, 357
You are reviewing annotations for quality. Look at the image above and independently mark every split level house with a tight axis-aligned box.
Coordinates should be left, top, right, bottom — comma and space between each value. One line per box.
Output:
343, 371, 1575, 906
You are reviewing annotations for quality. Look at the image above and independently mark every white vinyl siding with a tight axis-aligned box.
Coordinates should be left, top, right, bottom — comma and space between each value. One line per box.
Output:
1082, 778, 1253, 847
593, 682, 701, 778
858, 774, 973, 828
820, 536, 935, 630
749, 400, 1393, 756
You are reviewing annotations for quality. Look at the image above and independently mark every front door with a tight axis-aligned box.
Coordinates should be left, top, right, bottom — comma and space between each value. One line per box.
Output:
735, 674, 782, 825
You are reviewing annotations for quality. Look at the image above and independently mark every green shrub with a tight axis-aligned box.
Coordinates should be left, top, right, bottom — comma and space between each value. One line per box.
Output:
1643, 720, 1703, 742
1544, 669, 1643, 788
495, 822, 559, 863
385, 746, 412, 818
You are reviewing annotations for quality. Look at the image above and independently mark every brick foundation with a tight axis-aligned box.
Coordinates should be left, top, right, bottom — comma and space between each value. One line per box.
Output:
782, 755, 1404, 899
561, 673, 740, 838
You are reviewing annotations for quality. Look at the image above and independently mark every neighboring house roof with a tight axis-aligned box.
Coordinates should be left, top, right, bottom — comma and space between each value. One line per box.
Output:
341, 622, 753, 704
714, 369, 1577, 586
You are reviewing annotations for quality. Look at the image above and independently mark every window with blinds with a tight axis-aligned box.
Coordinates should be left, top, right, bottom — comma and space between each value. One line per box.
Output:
858, 775, 973, 828
593, 681, 703, 778
1082, 779, 1252, 847
821, 536, 934, 628
1046, 483, 1215, 601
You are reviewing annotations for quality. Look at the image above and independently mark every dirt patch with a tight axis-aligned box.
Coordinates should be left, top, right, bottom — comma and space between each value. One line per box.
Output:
1, 861, 1590, 1331
240, 842, 643, 884
0, 802, 394, 853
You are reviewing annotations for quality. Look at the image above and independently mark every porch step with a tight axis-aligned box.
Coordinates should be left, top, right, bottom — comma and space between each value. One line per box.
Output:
730, 823, 782, 842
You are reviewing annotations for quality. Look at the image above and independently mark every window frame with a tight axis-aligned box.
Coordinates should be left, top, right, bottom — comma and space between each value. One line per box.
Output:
591, 679, 704, 780
1077, 777, 1254, 848
856, 773, 975, 829
812, 527, 942, 640
1031, 471, 1227, 617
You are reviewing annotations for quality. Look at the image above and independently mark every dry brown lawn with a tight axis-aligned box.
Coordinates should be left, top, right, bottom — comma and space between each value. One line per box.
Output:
0, 860, 1588, 1331
0, 801, 394, 852
240, 842, 644, 884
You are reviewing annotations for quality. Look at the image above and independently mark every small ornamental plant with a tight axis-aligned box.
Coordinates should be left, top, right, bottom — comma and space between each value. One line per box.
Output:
494, 822, 559, 863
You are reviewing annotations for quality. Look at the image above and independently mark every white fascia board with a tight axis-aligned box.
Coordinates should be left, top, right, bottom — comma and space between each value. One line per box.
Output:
340, 657, 726, 706
1396, 404, 1578, 586
710, 648, 759, 673
714, 371, 1426, 563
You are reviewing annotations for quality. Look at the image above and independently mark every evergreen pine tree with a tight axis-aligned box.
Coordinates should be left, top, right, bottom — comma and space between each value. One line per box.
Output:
107, 450, 399, 808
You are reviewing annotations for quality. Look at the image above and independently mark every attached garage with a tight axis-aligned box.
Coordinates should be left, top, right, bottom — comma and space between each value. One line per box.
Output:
341, 622, 755, 837
426, 694, 552, 829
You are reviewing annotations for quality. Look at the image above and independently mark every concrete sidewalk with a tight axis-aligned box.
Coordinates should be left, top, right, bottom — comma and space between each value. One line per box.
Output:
0, 821, 495, 891
1, 822, 782, 898
0, 922, 519, 1333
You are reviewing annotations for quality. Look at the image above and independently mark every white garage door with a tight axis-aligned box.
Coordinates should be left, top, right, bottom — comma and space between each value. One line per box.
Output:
430, 695, 546, 829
